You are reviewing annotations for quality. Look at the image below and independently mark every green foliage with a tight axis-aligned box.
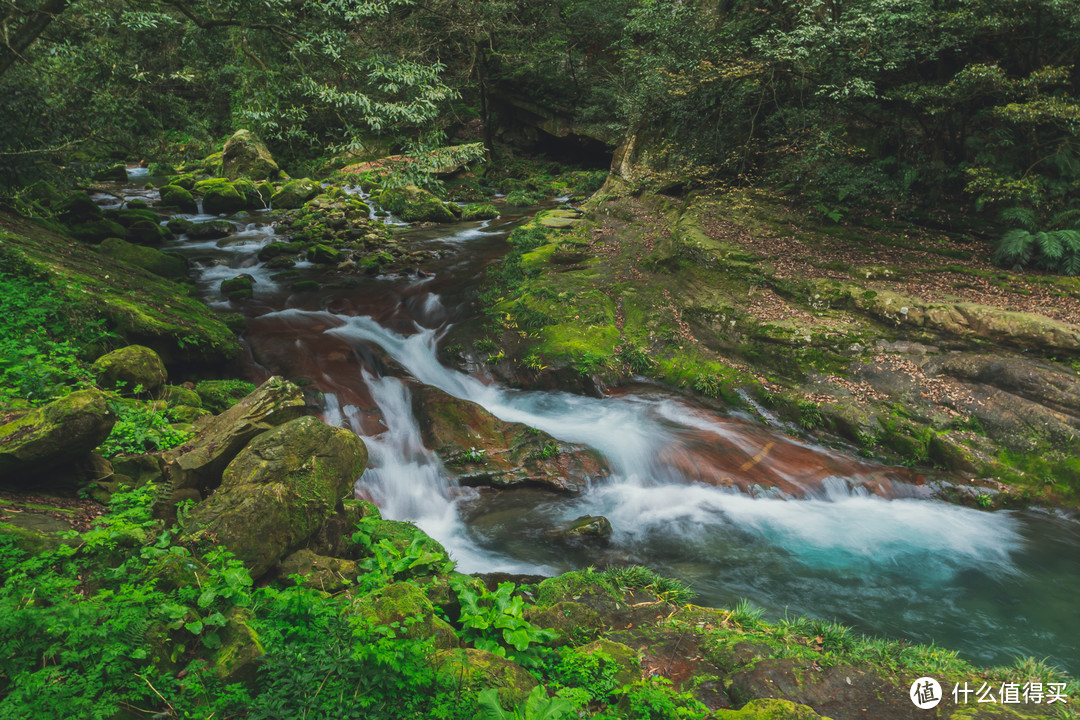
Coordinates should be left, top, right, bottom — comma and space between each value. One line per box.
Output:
194, 379, 257, 414
98, 401, 193, 457
449, 577, 556, 667
797, 399, 824, 431
477, 685, 579, 720
622, 678, 708, 720
993, 208, 1080, 274
597, 566, 694, 604
617, 345, 656, 374
0, 255, 111, 404
548, 649, 622, 703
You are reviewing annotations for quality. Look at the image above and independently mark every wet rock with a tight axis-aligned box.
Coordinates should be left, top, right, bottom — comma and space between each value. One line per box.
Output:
98, 237, 186, 278
183, 415, 367, 577
0, 389, 115, 486
221, 129, 280, 180
159, 184, 197, 212
727, 659, 918, 720
378, 185, 456, 222
220, 274, 254, 301
194, 179, 246, 215
413, 385, 607, 494
934, 353, 1080, 418
186, 220, 235, 240
461, 203, 499, 221
350, 582, 458, 648
165, 376, 306, 495
92, 345, 168, 393
307, 243, 340, 264
433, 648, 537, 707
545, 514, 613, 544
271, 178, 321, 209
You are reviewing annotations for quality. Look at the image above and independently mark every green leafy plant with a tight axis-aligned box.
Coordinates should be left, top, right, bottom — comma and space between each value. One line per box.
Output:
598, 565, 694, 604
98, 401, 192, 457
994, 207, 1080, 274
477, 685, 579, 720
450, 577, 556, 666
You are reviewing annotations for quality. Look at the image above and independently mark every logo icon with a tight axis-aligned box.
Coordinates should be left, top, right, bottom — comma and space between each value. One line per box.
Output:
910, 677, 942, 709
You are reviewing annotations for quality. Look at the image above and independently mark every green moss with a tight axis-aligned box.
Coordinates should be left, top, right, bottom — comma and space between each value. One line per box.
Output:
194, 379, 256, 414
98, 237, 186, 278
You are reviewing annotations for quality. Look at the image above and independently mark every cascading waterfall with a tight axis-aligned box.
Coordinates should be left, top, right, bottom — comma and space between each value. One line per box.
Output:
164, 197, 1080, 673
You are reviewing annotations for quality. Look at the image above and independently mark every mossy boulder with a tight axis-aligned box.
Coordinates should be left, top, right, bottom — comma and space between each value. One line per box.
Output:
165, 376, 306, 494
274, 548, 358, 593
221, 129, 280, 181
194, 179, 246, 215
93, 163, 128, 182
159, 184, 197, 213
183, 415, 368, 577
538, 208, 583, 229
576, 639, 641, 687
433, 648, 537, 707
186, 219, 235, 240
145, 552, 210, 593
461, 203, 499, 221
165, 173, 196, 191
67, 218, 127, 243
0, 389, 115, 484
92, 345, 168, 393
161, 385, 202, 409
98, 237, 186, 278
212, 607, 265, 686
55, 192, 103, 222
353, 518, 449, 568
271, 178, 321, 209
535, 570, 621, 615
220, 274, 254, 301
189, 151, 223, 176
124, 218, 168, 246
307, 244, 340, 264
194, 379, 257, 414
504, 190, 543, 207
379, 185, 456, 222
292, 280, 321, 292
708, 699, 832, 720
524, 601, 605, 647
351, 582, 458, 648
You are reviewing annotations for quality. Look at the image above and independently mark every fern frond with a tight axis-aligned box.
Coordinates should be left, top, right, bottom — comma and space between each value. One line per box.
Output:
999, 206, 1039, 232
994, 228, 1035, 269
1036, 231, 1064, 262
1051, 209, 1080, 229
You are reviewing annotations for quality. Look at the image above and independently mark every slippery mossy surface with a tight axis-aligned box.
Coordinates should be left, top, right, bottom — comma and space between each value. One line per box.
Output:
477, 188, 1080, 506
0, 212, 239, 365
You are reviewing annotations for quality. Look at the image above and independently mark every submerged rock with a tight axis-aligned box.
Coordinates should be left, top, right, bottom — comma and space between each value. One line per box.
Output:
413, 385, 607, 493
183, 415, 367, 577
91, 344, 167, 393
545, 514, 613, 544
0, 389, 115, 485
221, 129, 279, 181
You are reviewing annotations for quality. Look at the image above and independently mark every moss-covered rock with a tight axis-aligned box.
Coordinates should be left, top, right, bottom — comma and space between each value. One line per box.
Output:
379, 185, 456, 222
461, 203, 499, 221
93, 163, 128, 182
183, 415, 367, 577
307, 244, 340, 264
535, 570, 621, 614
351, 582, 458, 648
187, 219, 235, 240
220, 274, 254, 301
67, 218, 128, 244
271, 178, 321, 209
221, 129, 280, 181
55, 192, 103, 222
708, 699, 832, 720
576, 638, 641, 687
212, 607, 265, 686
165, 377, 306, 494
145, 552, 210, 592
275, 548, 358, 593
0, 389, 115, 484
161, 385, 202, 409
193, 178, 246, 215
433, 648, 537, 707
98, 237, 186, 278
92, 345, 168, 393
545, 514, 612, 544
524, 601, 605, 647
291, 280, 321, 292
165, 173, 196, 191
504, 190, 543, 207
194, 379, 257, 414
159, 184, 197, 213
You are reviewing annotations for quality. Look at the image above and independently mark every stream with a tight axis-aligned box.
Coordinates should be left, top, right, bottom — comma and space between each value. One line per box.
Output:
117, 172, 1080, 675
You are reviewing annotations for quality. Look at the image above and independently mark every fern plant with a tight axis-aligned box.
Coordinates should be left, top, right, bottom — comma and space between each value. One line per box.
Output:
994, 206, 1080, 274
